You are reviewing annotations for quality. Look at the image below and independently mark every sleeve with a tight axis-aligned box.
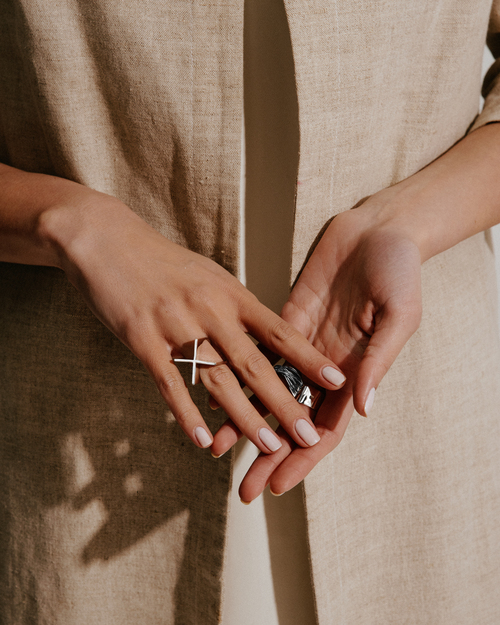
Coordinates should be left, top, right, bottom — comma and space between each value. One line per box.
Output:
470, 2, 500, 131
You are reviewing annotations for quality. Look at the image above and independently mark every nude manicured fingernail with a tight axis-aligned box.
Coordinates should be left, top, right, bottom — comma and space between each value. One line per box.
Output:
209, 397, 220, 410
195, 426, 212, 448
258, 428, 282, 452
211, 450, 226, 459
364, 388, 375, 416
270, 488, 284, 497
322, 366, 346, 387
240, 499, 251, 505
295, 418, 321, 446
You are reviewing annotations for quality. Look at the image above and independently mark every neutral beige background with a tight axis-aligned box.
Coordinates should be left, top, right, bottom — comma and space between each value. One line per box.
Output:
1, 2, 497, 623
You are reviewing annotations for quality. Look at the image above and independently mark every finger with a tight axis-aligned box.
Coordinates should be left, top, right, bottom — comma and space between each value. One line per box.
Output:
136, 337, 214, 449
213, 326, 322, 449
241, 302, 347, 391
267, 391, 353, 496
200, 361, 283, 454
353, 305, 421, 416
240, 390, 353, 501
206, 344, 248, 412
196, 337, 284, 454
238, 428, 294, 503
208, 344, 280, 410
208, 395, 220, 410
211, 420, 241, 458
211, 394, 270, 457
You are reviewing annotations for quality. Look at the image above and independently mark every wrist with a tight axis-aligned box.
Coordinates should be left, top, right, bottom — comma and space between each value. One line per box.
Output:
0, 164, 137, 270
353, 182, 431, 263
366, 184, 437, 263
39, 191, 138, 275
360, 123, 500, 263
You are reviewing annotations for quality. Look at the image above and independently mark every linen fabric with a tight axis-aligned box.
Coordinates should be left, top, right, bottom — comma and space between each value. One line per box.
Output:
1, 1, 500, 624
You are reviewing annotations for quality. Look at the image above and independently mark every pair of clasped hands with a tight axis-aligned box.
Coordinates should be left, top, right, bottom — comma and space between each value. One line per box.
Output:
57, 194, 421, 504
3, 124, 499, 503
16, 166, 424, 502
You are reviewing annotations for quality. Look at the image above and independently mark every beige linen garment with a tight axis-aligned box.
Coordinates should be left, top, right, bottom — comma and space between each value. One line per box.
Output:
1, 1, 500, 624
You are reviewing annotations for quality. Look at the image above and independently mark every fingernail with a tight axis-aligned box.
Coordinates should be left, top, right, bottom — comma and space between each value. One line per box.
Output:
195, 426, 213, 448
322, 366, 346, 387
209, 397, 220, 410
295, 418, 321, 446
240, 499, 251, 505
364, 387, 375, 416
211, 450, 226, 459
270, 488, 284, 497
258, 428, 282, 452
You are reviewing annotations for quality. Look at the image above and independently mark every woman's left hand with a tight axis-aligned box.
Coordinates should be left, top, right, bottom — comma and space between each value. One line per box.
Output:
213, 188, 424, 500
212, 124, 500, 501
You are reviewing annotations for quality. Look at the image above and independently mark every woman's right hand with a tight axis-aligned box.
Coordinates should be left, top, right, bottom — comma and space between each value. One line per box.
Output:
24, 175, 346, 453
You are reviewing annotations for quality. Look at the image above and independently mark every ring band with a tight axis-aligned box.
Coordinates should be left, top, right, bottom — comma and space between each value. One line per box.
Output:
274, 364, 324, 411
173, 338, 217, 385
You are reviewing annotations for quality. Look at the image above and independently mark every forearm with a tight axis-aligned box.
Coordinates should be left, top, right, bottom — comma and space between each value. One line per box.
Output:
0, 162, 348, 456
366, 123, 500, 262
0, 163, 133, 269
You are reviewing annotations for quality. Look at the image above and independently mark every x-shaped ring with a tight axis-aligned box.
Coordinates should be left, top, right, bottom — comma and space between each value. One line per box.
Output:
173, 338, 217, 385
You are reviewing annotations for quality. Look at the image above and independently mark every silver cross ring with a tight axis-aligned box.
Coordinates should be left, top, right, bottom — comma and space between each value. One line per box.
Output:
173, 338, 217, 385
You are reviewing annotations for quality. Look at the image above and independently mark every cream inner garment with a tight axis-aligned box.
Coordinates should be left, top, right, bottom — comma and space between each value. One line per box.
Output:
220, 0, 317, 623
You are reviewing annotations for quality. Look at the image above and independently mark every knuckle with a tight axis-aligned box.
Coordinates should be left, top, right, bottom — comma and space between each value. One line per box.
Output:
242, 351, 269, 379
236, 408, 260, 430
235, 288, 260, 313
193, 283, 217, 310
118, 314, 155, 350
205, 364, 233, 387
272, 396, 301, 418
174, 407, 198, 427
157, 371, 185, 397
269, 319, 296, 343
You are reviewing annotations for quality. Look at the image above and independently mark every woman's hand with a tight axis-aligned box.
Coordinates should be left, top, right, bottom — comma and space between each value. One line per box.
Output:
213, 201, 423, 499
239, 203, 423, 500
281, 205, 423, 417
234, 123, 500, 501
0, 164, 346, 453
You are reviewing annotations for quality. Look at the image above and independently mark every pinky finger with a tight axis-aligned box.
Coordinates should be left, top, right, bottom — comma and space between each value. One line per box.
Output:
239, 428, 294, 503
211, 394, 271, 457
153, 361, 214, 448
241, 390, 353, 500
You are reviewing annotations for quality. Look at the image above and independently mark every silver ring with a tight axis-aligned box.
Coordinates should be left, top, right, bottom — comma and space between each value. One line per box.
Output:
173, 338, 217, 385
274, 364, 324, 411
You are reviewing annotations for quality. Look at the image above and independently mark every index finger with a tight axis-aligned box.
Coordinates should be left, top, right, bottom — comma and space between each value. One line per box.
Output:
241, 300, 347, 391
239, 390, 354, 502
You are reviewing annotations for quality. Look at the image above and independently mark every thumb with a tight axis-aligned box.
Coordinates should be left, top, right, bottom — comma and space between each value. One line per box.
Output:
353, 304, 421, 416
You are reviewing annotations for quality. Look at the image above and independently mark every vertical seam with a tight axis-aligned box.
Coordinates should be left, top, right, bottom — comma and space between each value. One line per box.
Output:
280, 0, 301, 290
190, 0, 197, 228
330, 471, 346, 625
239, 108, 246, 285
327, 0, 341, 218
188, 2, 201, 620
